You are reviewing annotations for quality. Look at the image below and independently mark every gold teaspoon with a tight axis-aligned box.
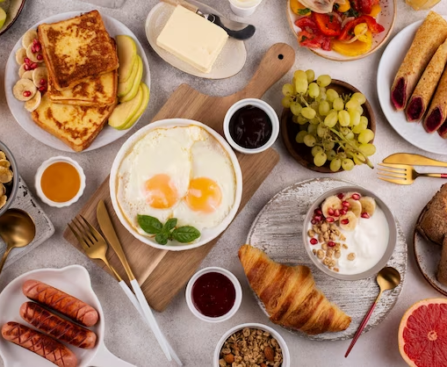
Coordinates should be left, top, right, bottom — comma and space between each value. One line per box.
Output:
0, 209, 36, 274
345, 267, 401, 357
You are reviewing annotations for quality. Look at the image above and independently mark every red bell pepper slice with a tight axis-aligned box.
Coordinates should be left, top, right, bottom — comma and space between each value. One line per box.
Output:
313, 13, 341, 37
298, 30, 332, 51
338, 15, 385, 40
295, 17, 319, 34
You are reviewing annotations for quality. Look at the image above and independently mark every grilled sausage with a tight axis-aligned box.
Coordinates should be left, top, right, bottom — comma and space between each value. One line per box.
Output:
20, 302, 97, 349
22, 280, 99, 327
1, 322, 78, 367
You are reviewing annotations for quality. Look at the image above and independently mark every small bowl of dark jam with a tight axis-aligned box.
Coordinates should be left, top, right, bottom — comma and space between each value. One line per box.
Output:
224, 98, 279, 154
186, 267, 242, 323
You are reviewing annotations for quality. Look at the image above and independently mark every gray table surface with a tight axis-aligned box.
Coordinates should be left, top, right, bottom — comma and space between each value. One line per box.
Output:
1, 0, 446, 366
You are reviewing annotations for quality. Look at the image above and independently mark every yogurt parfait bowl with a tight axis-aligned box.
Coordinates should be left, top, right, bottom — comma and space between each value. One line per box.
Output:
303, 186, 397, 281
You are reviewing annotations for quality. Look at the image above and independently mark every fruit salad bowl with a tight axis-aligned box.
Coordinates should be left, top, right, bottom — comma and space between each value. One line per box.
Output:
303, 186, 397, 281
0, 0, 26, 36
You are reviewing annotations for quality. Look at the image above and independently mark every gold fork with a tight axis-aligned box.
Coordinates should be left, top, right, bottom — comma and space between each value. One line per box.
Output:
68, 216, 122, 281
378, 163, 447, 185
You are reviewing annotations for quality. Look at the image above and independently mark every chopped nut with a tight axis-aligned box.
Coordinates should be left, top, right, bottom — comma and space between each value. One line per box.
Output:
330, 223, 337, 230
327, 248, 334, 258
347, 253, 356, 261
321, 243, 328, 251
219, 359, 226, 367
312, 249, 317, 255
323, 233, 330, 241
334, 267, 339, 272
330, 259, 337, 267
313, 225, 321, 234
317, 249, 325, 259
308, 229, 316, 237
340, 234, 346, 241
323, 257, 331, 266
318, 234, 324, 243
342, 244, 348, 249
335, 243, 341, 250
334, 250, 341, 259
321, 223, 328, 232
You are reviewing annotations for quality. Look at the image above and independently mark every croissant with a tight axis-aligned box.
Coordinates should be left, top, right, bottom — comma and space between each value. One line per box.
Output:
238, 244, 351, 335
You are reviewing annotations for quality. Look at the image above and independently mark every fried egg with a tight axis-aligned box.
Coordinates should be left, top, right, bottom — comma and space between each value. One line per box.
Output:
116, 126, 206, 235
174, 133, 236, 231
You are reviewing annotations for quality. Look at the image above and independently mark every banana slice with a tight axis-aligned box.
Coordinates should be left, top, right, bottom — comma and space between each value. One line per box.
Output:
0, 167, 13, 184
13, 79, 37, 102
22, 29, 38, 49
321, 196, 342, 218
346, 198, 362, 217
0, 195, 6, 210
32, 67, 48, 88
25, 91, 41, 112
18, 64, 27, 78
339, 211, 358, 231
359, 197, 376, 216
26, 44, 42, 63
22, 70, 33, 80
15, 48, 27, 65
0, 159, 10, 169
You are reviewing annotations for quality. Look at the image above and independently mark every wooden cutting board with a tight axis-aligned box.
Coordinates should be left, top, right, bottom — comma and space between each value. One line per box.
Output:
63, 43, 295, 311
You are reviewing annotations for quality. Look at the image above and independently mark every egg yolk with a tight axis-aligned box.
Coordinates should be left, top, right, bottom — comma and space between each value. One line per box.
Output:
186, 177, 222, 213
144, 174, 178, 209
40, 162, 81, 203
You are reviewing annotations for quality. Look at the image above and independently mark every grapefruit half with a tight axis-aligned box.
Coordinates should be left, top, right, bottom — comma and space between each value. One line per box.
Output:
398, 298, 447, 367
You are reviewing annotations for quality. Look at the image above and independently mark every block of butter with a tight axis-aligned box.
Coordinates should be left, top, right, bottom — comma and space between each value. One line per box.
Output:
156, 5, 229, 73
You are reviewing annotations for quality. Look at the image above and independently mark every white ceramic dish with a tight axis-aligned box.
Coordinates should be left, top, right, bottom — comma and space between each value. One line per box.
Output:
109, 118, 243, 251
377, 18, 447, 154
213, 323, 291, 367
229, 0, 261, 17
303, 186, 397, 281
185, 267, 242, 323
286, 0, 396, 61
34, 156, 86, 208
4, 11, 151, 153
145, 2, 247, 79
223, 98, 279, 154
0, 265, 135, 367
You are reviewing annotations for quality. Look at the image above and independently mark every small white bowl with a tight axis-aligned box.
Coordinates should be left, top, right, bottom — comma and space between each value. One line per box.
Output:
229, 0, 261, 17
186, 267, 242, 323
35, 156, 86, 208
214, 323, 291, 367
224, 98, 279, 154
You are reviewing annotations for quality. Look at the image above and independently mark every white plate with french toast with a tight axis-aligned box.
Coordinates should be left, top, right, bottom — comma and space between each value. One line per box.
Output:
0, 265, 134, 367
4, 11, 151, 153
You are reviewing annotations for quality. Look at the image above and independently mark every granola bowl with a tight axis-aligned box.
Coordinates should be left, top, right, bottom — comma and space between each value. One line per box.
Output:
303, 186, 397, 281
214, 323, 290, 367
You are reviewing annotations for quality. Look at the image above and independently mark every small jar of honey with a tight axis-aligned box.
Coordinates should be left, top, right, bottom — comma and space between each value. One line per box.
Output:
35, 157, 86, 207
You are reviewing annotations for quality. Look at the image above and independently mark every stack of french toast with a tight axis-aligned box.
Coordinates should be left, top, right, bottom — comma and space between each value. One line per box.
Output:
31, 10, 119, 152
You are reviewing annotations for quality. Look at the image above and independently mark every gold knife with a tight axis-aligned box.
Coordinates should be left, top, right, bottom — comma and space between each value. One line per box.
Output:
383, 153, 447, 167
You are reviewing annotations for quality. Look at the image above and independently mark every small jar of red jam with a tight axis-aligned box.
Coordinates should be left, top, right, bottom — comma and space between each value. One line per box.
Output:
186, 267, 242, 322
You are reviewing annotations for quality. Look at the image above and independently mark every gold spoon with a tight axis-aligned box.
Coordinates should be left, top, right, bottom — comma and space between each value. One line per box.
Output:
345, 267, 401, 357
0, 209, 36, 274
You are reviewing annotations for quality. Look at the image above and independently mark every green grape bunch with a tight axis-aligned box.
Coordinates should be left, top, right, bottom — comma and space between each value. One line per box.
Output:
282, 69, 375, 172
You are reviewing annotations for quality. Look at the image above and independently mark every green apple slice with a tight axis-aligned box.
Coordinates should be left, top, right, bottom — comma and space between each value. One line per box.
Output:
116, 35, 137, 84
119, 55, 143, 102
117, 55, 139, 97
109, 84, 144, 130
122, 83, 150, 129
0, 8, 6, 30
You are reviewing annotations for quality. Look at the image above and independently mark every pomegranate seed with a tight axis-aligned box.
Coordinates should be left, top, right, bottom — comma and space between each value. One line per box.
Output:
337, 193, 344, 199
328, 241, 335, 247
24, 57, 31, 65
334, 209, 340, 217
39, 86, 46, 92
340, 209, 347, 215
326, 217, 335, 223
351, 193, 361, 200
23, 91, 32, 97
342, 201, 350, 208
341, 219, 349, 225
328, 208, 335, 215
314, 208, 322, 216
310, 238, 318, 245
311, 219, 317, 225
361, 212, 370, 219
314, 215, 322, 222
40, 78, 46, 85
31, 45, 37, 53
33, 38, 38, 44
31, 63, 38, 69
34, 44, 41, 52
24, 64, 30, 71
37, 54, 43, 61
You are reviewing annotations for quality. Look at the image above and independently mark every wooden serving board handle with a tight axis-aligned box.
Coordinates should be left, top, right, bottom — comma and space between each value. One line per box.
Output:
235, 43, 295, 100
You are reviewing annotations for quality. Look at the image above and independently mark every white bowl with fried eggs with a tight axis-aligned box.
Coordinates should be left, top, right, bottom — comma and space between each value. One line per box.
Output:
110, 119, 242, 251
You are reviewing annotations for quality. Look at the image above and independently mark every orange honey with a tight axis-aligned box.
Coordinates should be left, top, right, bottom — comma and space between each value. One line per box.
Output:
41, 162, 81, 203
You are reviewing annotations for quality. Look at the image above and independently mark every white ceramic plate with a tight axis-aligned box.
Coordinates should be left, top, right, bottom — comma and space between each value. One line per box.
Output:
145, 2, 247, 79
4, 11, 151, 153
109, 118, 243, 252
377, 18, 447, 154
0, 265, 134, 367
286, 0, 396, 61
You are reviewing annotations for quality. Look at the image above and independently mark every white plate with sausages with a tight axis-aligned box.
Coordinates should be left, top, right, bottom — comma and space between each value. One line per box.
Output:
0, 265, 135, 367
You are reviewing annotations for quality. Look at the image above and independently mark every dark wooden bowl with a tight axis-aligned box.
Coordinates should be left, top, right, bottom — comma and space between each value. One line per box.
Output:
281, 79, 376, 173
0, 0, 27, 36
